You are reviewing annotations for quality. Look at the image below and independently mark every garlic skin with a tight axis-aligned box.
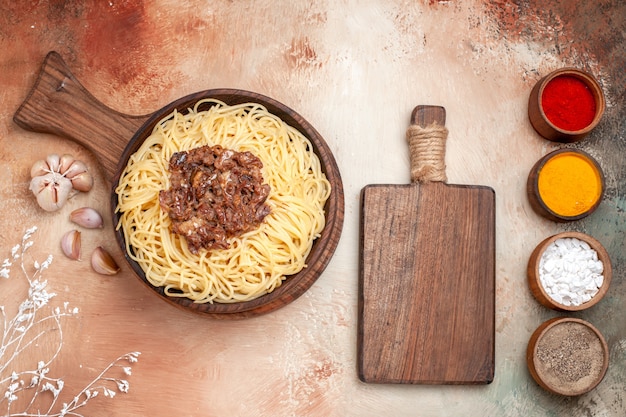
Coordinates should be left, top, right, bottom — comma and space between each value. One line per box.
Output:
29, 173, 73, 212
91, 247, 120, 275
70, 207, 104, 229
62, 159, 93, 192
30, 159, 50, 177
59, 154, 75, 174
70, 171, 94, 192
61, 230, 82, 260
29, 154, 94, 211
46, 154, 61, 172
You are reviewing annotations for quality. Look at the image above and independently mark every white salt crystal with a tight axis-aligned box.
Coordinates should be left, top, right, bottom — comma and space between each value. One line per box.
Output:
593, 260, 604, 274
594, 275, 604, 288
543, 259, 556, 272
538, 237, 604, 306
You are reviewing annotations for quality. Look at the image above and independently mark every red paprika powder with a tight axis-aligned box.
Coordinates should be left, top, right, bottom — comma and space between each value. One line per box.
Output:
541, 75, 596, 131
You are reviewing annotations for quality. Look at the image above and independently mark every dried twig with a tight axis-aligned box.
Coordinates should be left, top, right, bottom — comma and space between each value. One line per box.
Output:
0, 227, 140, 417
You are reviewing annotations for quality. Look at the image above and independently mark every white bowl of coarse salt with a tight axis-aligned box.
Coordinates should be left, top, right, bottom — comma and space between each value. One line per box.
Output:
527, 231, 612, 311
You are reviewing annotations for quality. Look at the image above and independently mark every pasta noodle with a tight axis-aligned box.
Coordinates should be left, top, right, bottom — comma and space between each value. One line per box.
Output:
115, 99, 330, 303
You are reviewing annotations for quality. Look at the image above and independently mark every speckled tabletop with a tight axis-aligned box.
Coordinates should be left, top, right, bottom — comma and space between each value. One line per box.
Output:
0, 1, 624, 416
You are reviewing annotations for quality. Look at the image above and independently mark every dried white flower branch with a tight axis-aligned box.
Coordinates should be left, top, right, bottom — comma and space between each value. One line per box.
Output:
0, 227, 140, 417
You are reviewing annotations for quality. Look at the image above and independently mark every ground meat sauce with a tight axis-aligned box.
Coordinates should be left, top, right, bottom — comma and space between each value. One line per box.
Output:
159, 145, 271, 253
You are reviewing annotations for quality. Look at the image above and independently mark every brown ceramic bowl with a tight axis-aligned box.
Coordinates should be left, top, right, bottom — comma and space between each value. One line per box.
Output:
528, 67, 605, 142
527, 231, 611, 311
14, 52, 345, 319
527, 317, 609, 396
526, 149, 604, 222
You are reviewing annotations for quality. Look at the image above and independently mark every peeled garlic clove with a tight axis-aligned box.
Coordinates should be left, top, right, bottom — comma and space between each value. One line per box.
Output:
46, 154, 61, 173
29, 173, 73, 212
91, 247, 120, 275
30, 159, 51, 178
70, 207, 104, 228
61, 230, 81, 260
70, 171, 94, 192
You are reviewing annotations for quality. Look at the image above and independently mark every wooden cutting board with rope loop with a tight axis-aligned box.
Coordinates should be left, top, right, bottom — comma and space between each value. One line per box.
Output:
358, 105, 495, 384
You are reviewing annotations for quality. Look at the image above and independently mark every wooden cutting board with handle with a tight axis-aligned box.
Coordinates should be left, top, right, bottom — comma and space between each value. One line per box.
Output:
358, 105, 495, 384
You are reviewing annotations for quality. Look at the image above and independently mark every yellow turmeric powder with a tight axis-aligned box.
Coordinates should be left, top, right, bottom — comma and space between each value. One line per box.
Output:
538, 151, 602, 217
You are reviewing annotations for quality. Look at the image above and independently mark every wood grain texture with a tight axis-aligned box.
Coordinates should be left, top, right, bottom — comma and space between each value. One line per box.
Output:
358, 105, 495, 384
359, 182, 495, 384
13, 51, 151, 181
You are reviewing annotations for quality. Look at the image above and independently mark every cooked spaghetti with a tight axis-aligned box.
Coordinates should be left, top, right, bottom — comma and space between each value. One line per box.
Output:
115, 99, 330, 303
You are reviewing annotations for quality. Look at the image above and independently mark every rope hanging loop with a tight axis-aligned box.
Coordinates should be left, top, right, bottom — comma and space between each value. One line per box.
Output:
406, 121, 449, 184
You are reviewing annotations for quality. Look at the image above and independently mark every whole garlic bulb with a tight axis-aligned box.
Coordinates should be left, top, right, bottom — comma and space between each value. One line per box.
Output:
29, 154, 94, 212
29, 173, 73, 212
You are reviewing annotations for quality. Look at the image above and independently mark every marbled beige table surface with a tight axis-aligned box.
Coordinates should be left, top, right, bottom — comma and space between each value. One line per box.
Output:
0, 1, 624, 416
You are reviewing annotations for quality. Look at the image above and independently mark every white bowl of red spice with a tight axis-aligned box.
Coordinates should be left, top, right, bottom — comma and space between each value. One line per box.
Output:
528, 67, 605, 142
527, 317, 609, 396
527, 231, 612, 311
527, 149, 604, 222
